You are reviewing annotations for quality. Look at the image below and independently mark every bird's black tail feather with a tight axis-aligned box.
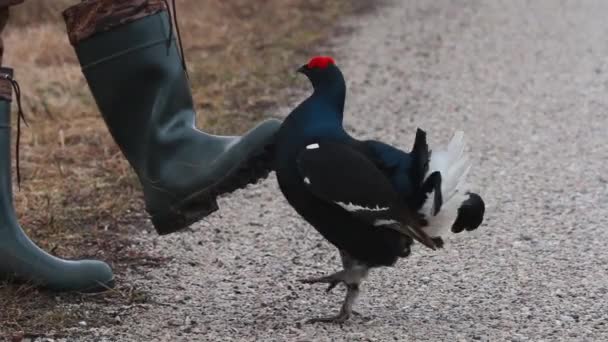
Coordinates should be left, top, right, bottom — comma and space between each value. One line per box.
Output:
411, 128, 430, 187
451, 192, 485, 233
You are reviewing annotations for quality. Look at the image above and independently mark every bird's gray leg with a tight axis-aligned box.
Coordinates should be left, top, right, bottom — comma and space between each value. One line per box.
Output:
299, 270, 346, 293
303, 250, 368, 324
298, 249, 351, 293
306, 280, 362, 324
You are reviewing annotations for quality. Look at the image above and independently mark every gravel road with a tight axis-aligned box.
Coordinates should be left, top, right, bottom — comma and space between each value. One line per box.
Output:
78, 0, 608, 340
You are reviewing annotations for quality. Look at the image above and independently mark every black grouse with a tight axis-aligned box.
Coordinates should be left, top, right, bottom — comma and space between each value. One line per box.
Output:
274, 56, 485, 323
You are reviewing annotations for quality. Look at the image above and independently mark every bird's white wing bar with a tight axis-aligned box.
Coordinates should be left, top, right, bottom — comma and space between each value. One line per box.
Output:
373, 219, 399, 226
335, 202, 389, 212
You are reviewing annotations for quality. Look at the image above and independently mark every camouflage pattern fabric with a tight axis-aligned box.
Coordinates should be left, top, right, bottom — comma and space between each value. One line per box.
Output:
63, 0, 167, 46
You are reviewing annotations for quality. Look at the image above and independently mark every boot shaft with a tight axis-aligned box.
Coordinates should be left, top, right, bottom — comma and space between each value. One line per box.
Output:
0, 67, 10, 124
63, 2, 198, 181
0, 66, 13, 164
0, 67, 15, 226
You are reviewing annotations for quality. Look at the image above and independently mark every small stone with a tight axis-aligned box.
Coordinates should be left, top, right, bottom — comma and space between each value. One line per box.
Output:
560, 315, 575, 323
168, 319, 182, 327
510, 334, 529, 342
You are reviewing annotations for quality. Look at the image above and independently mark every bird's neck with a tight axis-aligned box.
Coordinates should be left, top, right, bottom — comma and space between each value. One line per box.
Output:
312, 83, 346, 119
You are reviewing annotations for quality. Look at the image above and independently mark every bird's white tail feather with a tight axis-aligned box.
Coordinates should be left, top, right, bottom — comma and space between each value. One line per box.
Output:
420, 131, 472, 237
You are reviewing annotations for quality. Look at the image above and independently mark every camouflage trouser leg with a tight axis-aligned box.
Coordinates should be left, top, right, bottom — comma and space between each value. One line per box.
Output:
0, 0, 25, 66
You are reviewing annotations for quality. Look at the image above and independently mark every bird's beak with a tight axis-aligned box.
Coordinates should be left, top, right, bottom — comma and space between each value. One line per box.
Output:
296, 64, 308, 74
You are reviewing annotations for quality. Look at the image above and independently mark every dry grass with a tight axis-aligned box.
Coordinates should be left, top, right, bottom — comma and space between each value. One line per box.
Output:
0, 0, 369, 338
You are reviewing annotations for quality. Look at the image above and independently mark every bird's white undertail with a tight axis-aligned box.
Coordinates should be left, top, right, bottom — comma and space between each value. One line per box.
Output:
420, 131, 472, 237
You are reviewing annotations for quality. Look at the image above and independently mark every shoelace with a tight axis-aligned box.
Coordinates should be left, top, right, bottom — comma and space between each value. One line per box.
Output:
162, 0, 189, 77
1, 72, 27, 189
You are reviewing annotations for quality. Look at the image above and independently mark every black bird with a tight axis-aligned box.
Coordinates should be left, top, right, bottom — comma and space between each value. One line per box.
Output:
274, 56, 485, 323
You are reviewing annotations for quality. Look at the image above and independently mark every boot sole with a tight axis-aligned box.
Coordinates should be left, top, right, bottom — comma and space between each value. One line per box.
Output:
0, 275, 115, 293
151, 143, 275, 235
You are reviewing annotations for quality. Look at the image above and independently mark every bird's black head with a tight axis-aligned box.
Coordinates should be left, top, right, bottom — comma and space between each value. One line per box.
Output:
297, 56, 345, 90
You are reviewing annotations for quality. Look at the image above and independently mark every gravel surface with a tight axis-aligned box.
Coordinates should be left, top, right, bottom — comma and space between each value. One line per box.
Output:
77, 1, 608, 340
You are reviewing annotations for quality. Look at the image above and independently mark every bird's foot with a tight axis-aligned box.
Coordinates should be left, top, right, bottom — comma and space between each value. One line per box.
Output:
299, 270, 346, 293
306, 309, 352, 324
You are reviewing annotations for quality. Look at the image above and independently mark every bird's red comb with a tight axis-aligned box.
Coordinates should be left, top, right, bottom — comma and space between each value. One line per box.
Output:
307, 56, 335, 69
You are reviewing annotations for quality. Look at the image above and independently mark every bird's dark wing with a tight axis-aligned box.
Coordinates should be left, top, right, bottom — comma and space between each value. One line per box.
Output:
362, 140, 410, 180
363, 128, 431, 206
296, 141, 437, 249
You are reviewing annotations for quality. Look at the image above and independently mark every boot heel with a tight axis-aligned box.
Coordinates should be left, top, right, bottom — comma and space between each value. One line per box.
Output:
152, 195, 219, 235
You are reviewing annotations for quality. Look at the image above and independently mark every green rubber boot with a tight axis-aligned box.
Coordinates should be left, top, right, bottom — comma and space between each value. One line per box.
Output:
0, 67, 114, 292
63, 1, 280, 235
